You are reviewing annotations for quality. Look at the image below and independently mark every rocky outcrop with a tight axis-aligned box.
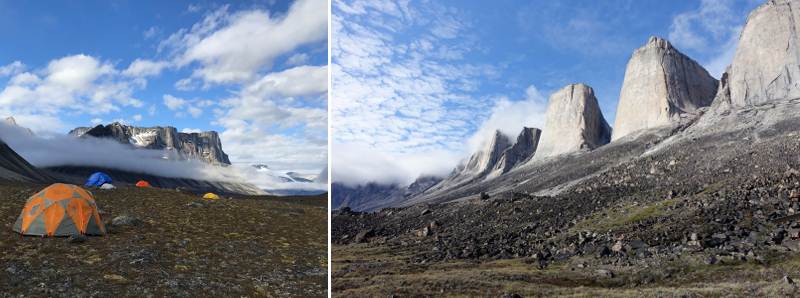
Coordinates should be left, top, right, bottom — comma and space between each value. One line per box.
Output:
612, 37, 718, 141
459, 130, 511, 178
486, 127, 541, 179
427, 131, 511, 193
70, 122, 231, 165
535, 84, 611, 158
724, 0, 800, 107
332, 182, 403, 211
404, 175, 443, 197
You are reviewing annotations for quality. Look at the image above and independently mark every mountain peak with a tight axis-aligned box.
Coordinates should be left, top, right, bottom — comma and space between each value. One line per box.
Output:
612, 35, 718, 141
645, 36, 672, 49
70, 123, 231, 165
535, 83, 611, 159
724, 0, 800, 106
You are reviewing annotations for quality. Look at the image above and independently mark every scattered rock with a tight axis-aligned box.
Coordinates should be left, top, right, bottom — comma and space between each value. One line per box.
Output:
111, 215, 143, 227
103, 274, 128, 284
784, 275, 795, 285
611, 241, 625, 253
67, 234, 87, 244
595, 269, 615, 278
187, 201, 206, 208
353, 229, 374, 244
421, 209, 431, 216
416, 227, 430, 238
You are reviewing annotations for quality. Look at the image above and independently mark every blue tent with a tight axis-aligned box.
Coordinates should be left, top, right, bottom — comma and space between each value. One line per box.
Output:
85, 172, 112, 187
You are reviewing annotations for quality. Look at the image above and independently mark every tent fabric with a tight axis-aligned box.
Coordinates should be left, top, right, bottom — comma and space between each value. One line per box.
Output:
99, 183, 115, 190
203, 193, 220, 200
84, 172, 112, 187
13, 183, 106, 236
135, 180, 151, 188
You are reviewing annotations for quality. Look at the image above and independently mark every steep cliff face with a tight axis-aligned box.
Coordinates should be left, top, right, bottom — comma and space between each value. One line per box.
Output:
0, 140, 52, 183
535, 83, 611, 159
612, 36, 718, 141
486, 127, 541, 179
725, 0, 800, 107
70, 122, 231, 165
425, 131, 511, 194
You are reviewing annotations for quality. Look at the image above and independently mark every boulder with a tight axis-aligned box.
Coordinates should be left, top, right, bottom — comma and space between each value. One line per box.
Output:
111, 215, 143, 227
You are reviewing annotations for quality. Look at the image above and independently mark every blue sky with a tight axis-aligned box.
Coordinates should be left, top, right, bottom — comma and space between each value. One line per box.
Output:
332, 0, 763, 185
0, 0, 327, 173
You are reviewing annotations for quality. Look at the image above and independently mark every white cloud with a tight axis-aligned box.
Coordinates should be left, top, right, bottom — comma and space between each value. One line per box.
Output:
187, 106, 202, 118
132, 114, 143, 121
143, 26, 160, 39
181, 128, 203, 133
91, 118, 103, 125
163, 94, 187, 110
467, 85, 548, 152
174, 78, 196, 91
187, 3, 202, 13
333, 141, 460, 186
668, 0, 753, 78
332, 0, 494, 185
244, 65, 327, 97
0, 54, 145, 132
150, 1, 329, 181
123, 59, 168, 77
163, 94, 207, 118
162, 0, 327, 85
285, 53, 310, 66
0, 61, 25, 77
669, 0, 736, 52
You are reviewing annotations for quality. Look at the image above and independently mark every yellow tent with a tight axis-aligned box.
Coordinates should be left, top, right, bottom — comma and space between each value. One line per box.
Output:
202, 193, 220, 200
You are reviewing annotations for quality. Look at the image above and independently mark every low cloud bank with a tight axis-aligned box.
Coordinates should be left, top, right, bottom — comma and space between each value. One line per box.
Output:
467, 85, 548, 152
233, 164, 327, 193
0, 122, 325, 194
332, 141, 460, 187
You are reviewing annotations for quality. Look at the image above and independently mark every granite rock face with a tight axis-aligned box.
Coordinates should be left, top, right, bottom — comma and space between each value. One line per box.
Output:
535, 84, 611, 158
450, 131, 511, 181
486, 127, 541, 179
725, 0, 800, 107
70, 122, 231, 165
428, 131, 511, 191
612, 36, 718, 141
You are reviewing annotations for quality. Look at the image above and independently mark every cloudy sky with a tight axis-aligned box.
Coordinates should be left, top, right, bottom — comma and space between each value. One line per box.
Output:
0, 0, 327, 174
332, 0, 762, 186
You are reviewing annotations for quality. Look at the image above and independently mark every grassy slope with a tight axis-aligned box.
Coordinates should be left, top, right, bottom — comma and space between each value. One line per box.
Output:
333, 242, 800, 297
0, 182, 328, 297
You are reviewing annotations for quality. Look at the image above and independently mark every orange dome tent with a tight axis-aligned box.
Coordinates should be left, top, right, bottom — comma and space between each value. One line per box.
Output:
13, 183, 106, 236
135, 180, 151, 188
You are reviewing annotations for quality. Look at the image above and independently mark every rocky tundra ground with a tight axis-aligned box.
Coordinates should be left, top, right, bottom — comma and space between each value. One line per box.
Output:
0, 182, 327, 297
